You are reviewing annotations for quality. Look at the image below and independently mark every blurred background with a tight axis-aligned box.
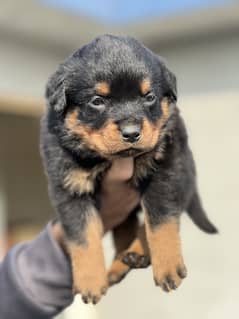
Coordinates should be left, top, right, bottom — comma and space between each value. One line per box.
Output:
0, 0, 239, 318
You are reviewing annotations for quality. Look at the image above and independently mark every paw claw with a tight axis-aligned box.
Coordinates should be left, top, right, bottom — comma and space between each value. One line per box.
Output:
74, 277, 108, 304
177, 266, 187, 279
82, 294, 90, 304
166, 275, 177, 290
154, 277, 160, 286
153, 263, 186, 292
162, 282, 170, 292
81, 289, 105, 305
101, 287, 107, 295
92, 296, 100, 305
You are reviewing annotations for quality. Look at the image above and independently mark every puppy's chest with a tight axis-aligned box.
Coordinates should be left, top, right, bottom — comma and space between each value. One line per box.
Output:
63, 151, 162, 196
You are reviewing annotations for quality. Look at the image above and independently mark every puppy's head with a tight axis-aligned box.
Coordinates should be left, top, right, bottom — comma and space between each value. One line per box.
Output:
46, 35, 177, 158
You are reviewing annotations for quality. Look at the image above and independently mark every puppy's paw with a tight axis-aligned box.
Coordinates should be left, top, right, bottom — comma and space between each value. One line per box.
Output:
153, 261, 187, 292
107, 259, 130, 286
74, 273, 108, 304
145, 217, 187, 292
121, 251, 150, 269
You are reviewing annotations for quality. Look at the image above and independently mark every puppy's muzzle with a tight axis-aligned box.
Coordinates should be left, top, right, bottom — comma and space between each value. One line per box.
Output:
119, 123, 141, 143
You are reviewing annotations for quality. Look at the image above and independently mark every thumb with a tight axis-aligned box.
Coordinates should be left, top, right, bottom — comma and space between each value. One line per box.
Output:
104, 157, 134, 183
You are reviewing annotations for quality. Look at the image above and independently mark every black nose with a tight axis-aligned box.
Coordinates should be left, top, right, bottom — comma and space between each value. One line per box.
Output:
120, 124, 141, 143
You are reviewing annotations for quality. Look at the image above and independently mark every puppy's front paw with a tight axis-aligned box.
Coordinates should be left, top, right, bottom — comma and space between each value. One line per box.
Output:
68, 223, 107, 304
74, 272, 108, 304
153, 259, 187, 292
145, 217, 187, 292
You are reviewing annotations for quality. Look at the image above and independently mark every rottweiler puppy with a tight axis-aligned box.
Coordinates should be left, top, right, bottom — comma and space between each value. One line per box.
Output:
40, 35, 217, 304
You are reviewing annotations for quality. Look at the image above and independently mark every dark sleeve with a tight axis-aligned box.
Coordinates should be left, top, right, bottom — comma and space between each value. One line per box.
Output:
0, 223, 74, 319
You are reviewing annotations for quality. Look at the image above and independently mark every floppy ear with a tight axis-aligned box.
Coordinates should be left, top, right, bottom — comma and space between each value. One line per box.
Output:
161, 61, 177, 102
45, 67, 66, 113
155, 55, 177, 102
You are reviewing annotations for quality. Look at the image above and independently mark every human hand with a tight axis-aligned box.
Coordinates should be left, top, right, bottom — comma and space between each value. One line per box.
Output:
100, 157, 140, 231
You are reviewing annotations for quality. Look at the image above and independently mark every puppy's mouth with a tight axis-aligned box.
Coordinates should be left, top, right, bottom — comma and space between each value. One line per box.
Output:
114, 147, 150, 158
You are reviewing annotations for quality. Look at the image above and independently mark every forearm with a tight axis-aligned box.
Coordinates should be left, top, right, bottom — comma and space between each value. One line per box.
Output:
0, 223, 73, 319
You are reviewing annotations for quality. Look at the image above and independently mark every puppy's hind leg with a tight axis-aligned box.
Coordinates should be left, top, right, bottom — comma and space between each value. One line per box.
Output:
120, 223, 150, 269
108, 211, 138, 286
108, 209, 150, 286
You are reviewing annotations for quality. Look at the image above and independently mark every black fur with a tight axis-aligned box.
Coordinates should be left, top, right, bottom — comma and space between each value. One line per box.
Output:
40, 35, 217, 253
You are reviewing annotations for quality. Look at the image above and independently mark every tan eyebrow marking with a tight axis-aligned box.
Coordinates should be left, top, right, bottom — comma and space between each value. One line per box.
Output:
140, 78, 151, 95
95, 81, 110, 96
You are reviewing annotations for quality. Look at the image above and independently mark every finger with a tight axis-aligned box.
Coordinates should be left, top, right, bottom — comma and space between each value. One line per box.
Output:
51, 222, 69, 254
104, 158, 134, 183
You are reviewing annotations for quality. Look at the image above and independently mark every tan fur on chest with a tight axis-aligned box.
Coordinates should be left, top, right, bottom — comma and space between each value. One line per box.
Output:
63, 163, 109, 195
64, 169, 95, 194
63, 150, 163, 195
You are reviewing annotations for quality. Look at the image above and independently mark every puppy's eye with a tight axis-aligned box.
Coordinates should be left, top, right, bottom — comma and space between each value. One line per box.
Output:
88, 96, 105, 111
145, 92, 156, 105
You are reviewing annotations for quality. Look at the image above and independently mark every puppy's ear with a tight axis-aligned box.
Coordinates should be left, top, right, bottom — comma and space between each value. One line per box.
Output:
45, 67, 66, 113
155, 55, 177, 102
161, 62, 177, 102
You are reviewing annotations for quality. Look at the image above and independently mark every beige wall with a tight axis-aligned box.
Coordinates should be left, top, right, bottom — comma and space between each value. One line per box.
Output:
0, 113, 52, 231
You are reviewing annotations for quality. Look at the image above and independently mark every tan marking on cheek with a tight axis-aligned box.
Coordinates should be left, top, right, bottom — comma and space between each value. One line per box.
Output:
140, 78, 151, 95
68, 212, 107, 302
65, 110, 126, 156
138, 97, 171, 150
132, 100, 172, 184
143, 207, 187, 291
65, 109, 82, 135
140, 118, 160, 148
161, 97, 170, 118
63, 169, 94, 194
65, 98, 171, 157
89, 121, 123, 154
95, 81, 110, 96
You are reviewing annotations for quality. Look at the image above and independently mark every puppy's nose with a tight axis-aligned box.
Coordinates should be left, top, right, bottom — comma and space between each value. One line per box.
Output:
120, 124, 141, 143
